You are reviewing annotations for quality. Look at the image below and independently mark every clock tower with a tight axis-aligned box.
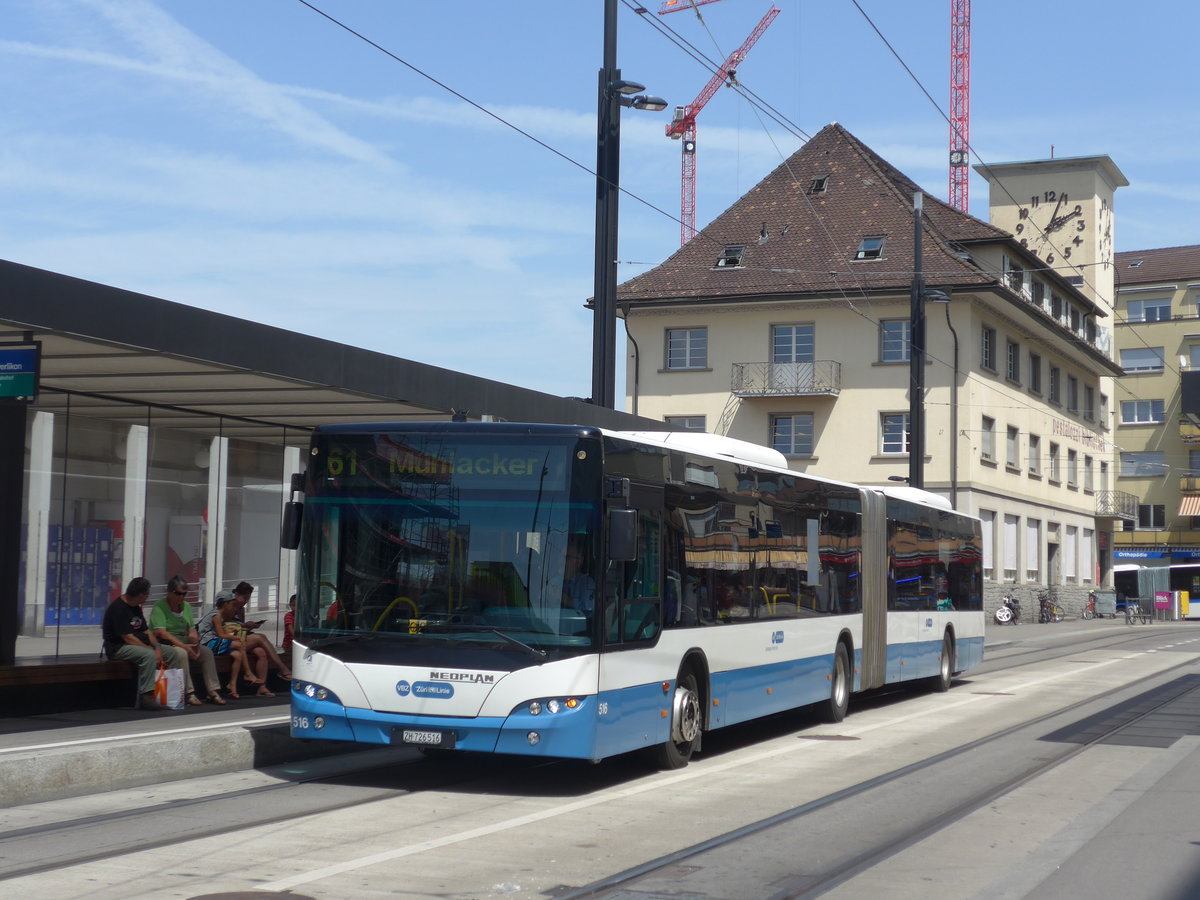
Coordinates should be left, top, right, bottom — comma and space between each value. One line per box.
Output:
975, 156, 1128, 314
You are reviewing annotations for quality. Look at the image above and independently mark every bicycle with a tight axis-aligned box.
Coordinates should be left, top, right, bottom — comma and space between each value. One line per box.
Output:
1037, 591, 1064, 624
1082, 591, 1096, 620
1125, 600, 1152, 625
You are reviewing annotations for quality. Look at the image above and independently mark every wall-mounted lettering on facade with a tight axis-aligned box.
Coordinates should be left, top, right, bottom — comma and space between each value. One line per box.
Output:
1052, 417, 1108, 451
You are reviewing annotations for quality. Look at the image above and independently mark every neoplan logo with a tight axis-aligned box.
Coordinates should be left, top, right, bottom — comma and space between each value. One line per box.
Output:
430, 671, 496, 684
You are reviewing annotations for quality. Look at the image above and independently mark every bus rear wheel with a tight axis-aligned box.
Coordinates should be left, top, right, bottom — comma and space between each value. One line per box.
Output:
649, 670, 702, 769
930, 633, 954, 693
820, 643, 850, 723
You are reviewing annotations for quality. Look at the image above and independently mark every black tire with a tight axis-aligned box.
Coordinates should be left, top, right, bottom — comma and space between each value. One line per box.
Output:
930, 634, 954, 693
648, 669, 702, 769
820, 643, 851, 723
1082, 607, 1094, 620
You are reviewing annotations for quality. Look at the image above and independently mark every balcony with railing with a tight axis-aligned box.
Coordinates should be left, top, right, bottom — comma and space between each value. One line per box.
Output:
731, 361, 841, 397
1095, 489, 1138, 522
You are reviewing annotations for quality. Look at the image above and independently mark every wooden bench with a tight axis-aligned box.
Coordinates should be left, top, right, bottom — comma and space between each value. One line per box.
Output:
0, 649, 292, 715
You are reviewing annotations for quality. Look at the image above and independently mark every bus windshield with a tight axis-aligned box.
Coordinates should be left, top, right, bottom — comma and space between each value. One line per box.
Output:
295, 430, 602, 658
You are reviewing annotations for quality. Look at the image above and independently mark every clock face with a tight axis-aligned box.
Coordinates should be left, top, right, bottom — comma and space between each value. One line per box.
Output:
1098, 198, 1114, 269
1014, 189, 1087, 265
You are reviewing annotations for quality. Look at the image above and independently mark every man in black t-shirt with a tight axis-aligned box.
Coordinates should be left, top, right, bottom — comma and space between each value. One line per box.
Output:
102, 577, 187, 710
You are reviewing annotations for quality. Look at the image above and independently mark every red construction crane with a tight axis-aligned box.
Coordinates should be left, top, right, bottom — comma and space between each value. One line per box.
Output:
657, 0, 726, 15
948, 0, 971, 213
667, 4, 780, 245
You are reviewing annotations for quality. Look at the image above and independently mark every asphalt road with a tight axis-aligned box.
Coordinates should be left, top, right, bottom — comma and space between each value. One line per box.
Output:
3, 618, 1199, 900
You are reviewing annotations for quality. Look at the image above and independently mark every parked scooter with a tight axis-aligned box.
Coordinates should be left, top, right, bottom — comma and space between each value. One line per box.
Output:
994, 594, 1021, 624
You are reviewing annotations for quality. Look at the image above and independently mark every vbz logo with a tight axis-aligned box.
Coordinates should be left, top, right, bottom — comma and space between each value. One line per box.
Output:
771, 630, 784, 644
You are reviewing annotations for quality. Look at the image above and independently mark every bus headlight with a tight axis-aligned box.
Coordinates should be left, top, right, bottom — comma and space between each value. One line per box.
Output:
295, 681, 340, 705
522, 697, 580, 716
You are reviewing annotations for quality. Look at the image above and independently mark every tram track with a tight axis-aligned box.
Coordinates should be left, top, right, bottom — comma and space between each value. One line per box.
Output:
0, 749, 552, 882
3, 626, 1197, 892
564, 631, 1200, 899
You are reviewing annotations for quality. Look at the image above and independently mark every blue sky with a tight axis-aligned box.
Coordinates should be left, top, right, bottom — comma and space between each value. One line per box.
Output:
1, 0, 1195, 402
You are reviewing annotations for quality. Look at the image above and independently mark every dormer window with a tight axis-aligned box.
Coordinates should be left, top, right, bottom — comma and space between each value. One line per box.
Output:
808, 176, 828, 194
715, 244, 745, 268
1129, 259, 1144, 268
855, 236, 885, 260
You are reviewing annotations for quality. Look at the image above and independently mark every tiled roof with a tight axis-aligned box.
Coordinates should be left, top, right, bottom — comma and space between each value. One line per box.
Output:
1115, 245, 1200, 288
617, 122, 1012, 304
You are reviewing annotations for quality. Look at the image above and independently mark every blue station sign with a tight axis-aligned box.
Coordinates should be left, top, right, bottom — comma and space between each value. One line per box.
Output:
0, 345, 38, 401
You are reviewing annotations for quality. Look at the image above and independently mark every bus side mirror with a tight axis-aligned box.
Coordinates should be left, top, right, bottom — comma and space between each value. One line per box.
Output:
281, 501, 303, 550
608, 509, 637, 561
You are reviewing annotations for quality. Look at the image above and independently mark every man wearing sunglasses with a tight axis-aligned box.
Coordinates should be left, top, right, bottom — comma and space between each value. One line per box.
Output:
150, 574, 225, 705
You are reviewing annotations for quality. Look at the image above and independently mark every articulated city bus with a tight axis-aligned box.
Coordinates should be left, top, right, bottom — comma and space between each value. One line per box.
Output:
283, 423, 983, 767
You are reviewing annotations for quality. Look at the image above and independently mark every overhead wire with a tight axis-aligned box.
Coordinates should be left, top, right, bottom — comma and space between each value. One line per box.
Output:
290, 0, 1157, 467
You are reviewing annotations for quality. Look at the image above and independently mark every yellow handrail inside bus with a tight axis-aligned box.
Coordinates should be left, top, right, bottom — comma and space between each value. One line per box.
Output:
373, 596, 419, 631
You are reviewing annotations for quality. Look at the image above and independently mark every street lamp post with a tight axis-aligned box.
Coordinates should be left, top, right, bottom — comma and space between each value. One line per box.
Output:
907, 191, 951, 491
591, 0, 666, 409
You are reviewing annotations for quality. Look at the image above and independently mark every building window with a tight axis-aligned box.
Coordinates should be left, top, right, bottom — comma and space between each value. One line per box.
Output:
1004, 258, 1025, 294
770, 414, 814, 457
772, 324, 814, 364
1048, 366, 1061, 404
881, 412, 910, 455
1138, 504, 1166, 529
1127, 297, 1171, 322
1100, 460, 1109, 491
665, 415, 705, 432
1003, 514, 1019, 581
1100, 393, 1110, 424
1070, 306, 1082, 334
880, 319, 910, 363
1120, 347, 1165, 373
1025, 519, 1041, 582
981, 416, 995, 461
1006, 340, 1020, 382
855, 236, 886, 260
1067, 449, 1078, 487
1121, 400, 1165, 424
1084, 386, 1095, 420
666, 328, 707, 370
1051, 293, 1064, 321
1120, 451, 1166, 476
1064, 525, 1078, 582
808, 176, 828, 194
715, 245, 745, 267
1029, 352, 1042, 394
1049, 442, 1061, 482
1006, 426, 1019, 469
1082, 529, 1094, 583
1031, 281, 1046, 310
982, 325, 997, 371
1028, 434, 1041, 475
1084, 455, 1094, 491
1067, 375, 1079, 413
980, 510, 995, 580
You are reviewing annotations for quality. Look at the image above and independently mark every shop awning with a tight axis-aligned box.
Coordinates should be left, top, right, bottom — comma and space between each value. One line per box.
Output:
1180, 495, 1200, 517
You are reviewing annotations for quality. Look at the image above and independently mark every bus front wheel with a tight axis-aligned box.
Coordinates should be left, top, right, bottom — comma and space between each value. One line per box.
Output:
649, 670, 702, 769
820, 643, 850, 723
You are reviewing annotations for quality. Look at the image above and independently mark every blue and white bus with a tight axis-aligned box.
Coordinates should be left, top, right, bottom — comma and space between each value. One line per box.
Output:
283, 423, 983, 768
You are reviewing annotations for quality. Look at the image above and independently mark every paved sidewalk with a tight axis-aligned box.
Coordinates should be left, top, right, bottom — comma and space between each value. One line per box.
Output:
0, 688, 366, 808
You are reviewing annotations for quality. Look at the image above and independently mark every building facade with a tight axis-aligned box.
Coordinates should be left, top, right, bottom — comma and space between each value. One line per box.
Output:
1110, 245, 1200, 598
616, 124, 1135, 613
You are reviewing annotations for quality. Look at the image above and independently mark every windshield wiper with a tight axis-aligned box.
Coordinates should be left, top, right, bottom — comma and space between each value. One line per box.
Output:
304, 632, 383, 650
440, 625, 547, 662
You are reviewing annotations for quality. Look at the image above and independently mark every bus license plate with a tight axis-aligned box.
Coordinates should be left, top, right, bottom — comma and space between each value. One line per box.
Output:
395, 728, 455, 749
